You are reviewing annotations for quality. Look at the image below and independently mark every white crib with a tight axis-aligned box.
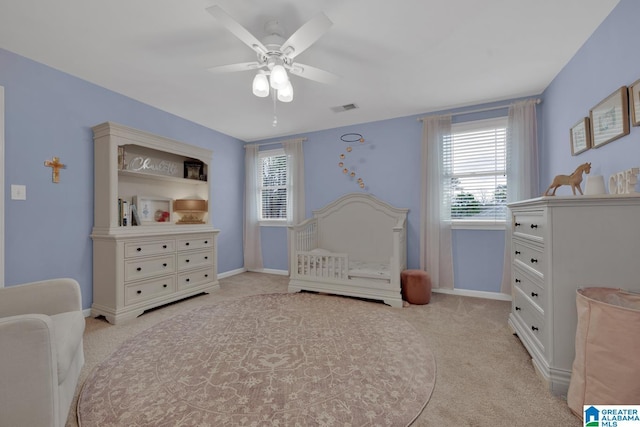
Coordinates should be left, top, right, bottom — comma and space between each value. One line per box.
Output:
288, 193, 408, 307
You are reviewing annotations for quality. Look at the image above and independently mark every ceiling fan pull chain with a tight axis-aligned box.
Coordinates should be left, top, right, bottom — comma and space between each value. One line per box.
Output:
272, 90, 278, 127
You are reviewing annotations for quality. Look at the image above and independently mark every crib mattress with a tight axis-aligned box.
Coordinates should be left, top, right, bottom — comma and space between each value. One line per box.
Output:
348, 260, 390, 280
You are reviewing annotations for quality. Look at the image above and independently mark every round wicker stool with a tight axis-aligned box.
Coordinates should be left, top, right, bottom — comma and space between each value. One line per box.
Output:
401, 270, 432, 305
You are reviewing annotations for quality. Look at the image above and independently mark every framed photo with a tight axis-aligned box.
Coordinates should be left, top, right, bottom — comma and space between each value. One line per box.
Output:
629, 79, 640, 126
132, 196, 173, 224
589, 86, 629, 148
570, 117, 591, 155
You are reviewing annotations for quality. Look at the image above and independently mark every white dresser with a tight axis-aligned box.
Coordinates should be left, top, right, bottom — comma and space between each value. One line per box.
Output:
91, 122, 220, 324
508, 195, 640, 396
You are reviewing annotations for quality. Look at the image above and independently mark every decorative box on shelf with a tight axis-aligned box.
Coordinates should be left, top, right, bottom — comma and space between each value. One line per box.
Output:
174, 199, 207, 224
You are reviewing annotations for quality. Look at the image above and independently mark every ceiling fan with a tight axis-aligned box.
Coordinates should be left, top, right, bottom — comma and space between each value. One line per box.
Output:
206, 5, 338, 103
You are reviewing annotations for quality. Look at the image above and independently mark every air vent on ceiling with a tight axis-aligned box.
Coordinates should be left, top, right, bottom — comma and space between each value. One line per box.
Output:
330, 103, 359, 113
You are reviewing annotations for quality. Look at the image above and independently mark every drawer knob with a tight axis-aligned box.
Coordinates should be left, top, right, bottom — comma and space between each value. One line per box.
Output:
162, 263, 167, 267
515, 306, 521, 311
204, 274, 208, 278
531, 292, 538, 297
185, 242, 190, 246
136, 267, 142, 272
163, 245, 167, 249
514, 222, 521, 227
204, 256, 208, 260
185, 259, 190, 263
530, 258, 538, 263
530, 224, 538, 229
137, 290, 142, 294
531, 326, 539, 332
163, 284, 167, 288
515, 278, 521, 283
186, 278, 190, 282
136, 247, 142, 252
515, 250, 521, 255
204, 240, 208, 244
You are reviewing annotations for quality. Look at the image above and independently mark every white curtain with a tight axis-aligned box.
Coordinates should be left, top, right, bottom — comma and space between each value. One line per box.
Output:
283, 139, 305, 225
283, 139, 305, 274
420, 114, 454, 290
500, 99, 539, 294
243, 145, 263, 271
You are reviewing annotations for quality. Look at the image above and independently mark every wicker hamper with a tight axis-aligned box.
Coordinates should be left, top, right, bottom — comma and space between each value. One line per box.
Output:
567, 287, 640, 416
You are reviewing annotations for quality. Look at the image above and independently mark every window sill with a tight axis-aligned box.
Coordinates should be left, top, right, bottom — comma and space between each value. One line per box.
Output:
451, 221, 506, 231
259, 221, 289, 227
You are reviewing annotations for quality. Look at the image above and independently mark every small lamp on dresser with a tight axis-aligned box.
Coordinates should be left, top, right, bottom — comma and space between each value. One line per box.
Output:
174, 199, 207, 224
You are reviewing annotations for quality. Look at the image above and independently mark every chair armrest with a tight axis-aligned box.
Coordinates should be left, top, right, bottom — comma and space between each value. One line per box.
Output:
0, 278, 82, 317
0, 314, 59, 426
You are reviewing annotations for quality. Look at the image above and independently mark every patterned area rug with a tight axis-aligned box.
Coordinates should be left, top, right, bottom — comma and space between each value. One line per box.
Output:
77, 293, 436, 426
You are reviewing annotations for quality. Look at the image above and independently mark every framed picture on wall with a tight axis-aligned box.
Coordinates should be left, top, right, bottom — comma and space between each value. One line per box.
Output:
629, 79, 640, 126
570, 117, 591, 155
589, 86, 630, 148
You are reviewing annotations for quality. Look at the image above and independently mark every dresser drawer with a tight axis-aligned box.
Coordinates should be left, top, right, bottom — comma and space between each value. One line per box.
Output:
177, 234, 214, 251
125, 275, 176, 306
177, 249, 213, 271
177, 267, 215, 290
124, 239, 175, 258
124, 254, 176, 281
513, 238, 544, 276
512, 210, 545, 241
513, 265, 545, 313
513, 288, 546, 352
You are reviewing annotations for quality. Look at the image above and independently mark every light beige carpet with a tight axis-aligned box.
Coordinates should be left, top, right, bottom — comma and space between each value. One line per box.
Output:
77, 292, 436, 426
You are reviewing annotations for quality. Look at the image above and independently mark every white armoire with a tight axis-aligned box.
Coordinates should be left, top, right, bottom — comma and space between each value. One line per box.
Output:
91, 122, 219, 324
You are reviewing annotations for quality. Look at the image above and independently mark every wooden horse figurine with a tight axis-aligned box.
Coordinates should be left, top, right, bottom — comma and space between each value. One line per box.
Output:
544, 162, 592, 196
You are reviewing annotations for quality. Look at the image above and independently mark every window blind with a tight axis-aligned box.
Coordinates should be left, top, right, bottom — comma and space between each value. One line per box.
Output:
258, 149, 288, 221
445, 117, 508, 223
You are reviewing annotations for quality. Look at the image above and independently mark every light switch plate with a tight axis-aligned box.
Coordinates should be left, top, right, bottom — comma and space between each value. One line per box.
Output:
11, 184, 26, 200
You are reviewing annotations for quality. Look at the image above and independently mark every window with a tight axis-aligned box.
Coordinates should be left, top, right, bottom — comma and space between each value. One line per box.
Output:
258, 148, 289, 222
444, 117, 508, 226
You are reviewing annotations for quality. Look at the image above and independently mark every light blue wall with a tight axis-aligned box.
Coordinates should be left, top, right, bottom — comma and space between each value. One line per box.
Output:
254, 101, 530, 293
0, 48, 245, 309
2, 0, 632, 303
541, 0, 640, 191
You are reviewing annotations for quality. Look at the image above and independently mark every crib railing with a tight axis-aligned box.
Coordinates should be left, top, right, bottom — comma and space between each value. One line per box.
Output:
295, 219, 317, 252
296, 251, 349, 280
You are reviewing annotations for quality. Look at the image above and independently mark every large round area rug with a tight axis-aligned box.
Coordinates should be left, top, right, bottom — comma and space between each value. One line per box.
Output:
78, 293, 436, 426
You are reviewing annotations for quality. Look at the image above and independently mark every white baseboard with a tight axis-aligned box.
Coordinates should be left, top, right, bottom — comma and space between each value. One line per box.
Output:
432, 287, 512, 301
83, 308, 92, 318
246, 268, 289, 276
218, 267, 247, 279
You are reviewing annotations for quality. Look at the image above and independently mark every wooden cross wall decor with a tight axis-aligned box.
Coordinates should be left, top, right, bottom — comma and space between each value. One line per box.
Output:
44, 157, 66, 183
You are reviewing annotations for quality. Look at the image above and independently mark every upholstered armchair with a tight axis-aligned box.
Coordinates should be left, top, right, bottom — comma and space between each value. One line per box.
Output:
0, 278, 85, 427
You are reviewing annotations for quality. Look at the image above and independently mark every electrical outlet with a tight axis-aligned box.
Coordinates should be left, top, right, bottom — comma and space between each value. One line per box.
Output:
11, 184, 26, 200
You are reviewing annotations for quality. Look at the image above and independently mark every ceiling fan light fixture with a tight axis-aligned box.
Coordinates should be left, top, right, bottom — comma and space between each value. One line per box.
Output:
252, 72, 270, 97
277, 81, 294, 102
270, 64, 289, 90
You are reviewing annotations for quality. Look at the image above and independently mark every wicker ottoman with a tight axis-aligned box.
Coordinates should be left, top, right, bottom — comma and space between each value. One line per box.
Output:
401, 269, 432, 304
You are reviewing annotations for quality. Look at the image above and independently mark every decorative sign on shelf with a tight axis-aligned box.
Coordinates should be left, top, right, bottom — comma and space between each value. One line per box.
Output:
609, 167, 639, 194
119, 146, 182, 178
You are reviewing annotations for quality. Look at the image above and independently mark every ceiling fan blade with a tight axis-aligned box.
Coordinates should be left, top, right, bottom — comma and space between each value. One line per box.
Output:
288, 63, 339, 85
280, 13, 332, 59
206, 5, 267, 55
207, 62, 262, 74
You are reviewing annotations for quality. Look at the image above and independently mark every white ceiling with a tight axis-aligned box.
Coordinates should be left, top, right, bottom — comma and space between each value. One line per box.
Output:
0, 0, 619, 142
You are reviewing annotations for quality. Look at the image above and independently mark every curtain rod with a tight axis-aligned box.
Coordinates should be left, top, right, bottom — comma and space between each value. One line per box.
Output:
417, 98, 541, 121
244, 137, 307, 148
